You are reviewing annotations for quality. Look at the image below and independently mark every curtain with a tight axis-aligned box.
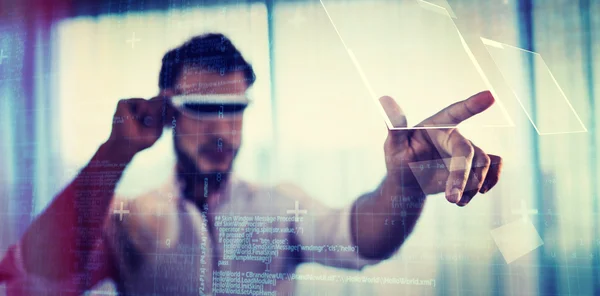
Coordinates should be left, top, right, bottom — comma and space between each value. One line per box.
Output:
529, 0, 600, 295
0, 0, 68, 253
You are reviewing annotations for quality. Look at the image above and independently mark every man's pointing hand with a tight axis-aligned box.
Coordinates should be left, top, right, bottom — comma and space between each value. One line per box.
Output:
379, 91, 503, 206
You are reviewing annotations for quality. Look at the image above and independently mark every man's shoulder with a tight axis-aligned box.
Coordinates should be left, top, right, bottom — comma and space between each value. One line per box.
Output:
105, 187, 183, 253
111, 186, 177, 215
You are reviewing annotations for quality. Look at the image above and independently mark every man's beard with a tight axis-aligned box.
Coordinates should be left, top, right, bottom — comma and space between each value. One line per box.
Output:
173, 137, 237, 207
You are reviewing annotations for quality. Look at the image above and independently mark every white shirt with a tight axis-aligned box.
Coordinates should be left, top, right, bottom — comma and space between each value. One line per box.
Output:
1, 174, 380, 295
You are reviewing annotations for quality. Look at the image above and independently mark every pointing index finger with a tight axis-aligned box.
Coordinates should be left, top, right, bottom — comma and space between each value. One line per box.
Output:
426, 91, 495, 126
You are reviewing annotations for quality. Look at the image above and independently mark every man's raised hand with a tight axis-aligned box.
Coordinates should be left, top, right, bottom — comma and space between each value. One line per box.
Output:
379, 91, 503, 206
106, 90, 175, 158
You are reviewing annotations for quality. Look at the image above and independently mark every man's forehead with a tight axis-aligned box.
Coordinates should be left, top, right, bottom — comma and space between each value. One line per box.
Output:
175, 66, 248, 95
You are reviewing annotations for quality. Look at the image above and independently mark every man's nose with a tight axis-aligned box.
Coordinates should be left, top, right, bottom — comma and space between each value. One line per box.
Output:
204, 119, 233, 136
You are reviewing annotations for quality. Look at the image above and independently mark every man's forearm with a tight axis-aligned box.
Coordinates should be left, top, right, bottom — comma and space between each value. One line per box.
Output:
351, 176, 427, 260
21, 141, 134, 280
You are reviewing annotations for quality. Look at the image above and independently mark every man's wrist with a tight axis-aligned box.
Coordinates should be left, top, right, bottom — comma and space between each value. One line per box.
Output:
97, 140, 136, 165
382, 176, 426, 199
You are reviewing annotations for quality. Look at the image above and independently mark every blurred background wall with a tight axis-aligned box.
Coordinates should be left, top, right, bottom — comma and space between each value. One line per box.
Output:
0, 0, 598, 295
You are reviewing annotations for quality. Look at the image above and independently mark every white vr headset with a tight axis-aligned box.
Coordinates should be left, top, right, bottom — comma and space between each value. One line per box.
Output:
170, 94, 250, 118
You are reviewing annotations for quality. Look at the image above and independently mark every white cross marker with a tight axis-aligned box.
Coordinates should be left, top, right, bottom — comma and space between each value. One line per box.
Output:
0, 50, 7, 64
286, 200, 307, 222
126, 32, 141, 49
114, 201, 130, 221
512, 200, 538, 222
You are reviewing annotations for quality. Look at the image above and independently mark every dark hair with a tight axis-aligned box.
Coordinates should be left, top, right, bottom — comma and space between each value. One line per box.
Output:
158, 33, 256, 90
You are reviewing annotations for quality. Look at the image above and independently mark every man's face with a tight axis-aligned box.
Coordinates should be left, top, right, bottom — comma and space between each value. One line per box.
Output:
171, 66, 248, 176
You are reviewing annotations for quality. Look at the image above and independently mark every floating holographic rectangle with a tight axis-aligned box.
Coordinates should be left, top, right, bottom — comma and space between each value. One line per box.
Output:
319, 0, 514, 131
482, 38, 587, 135
490, 219, 543, 264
